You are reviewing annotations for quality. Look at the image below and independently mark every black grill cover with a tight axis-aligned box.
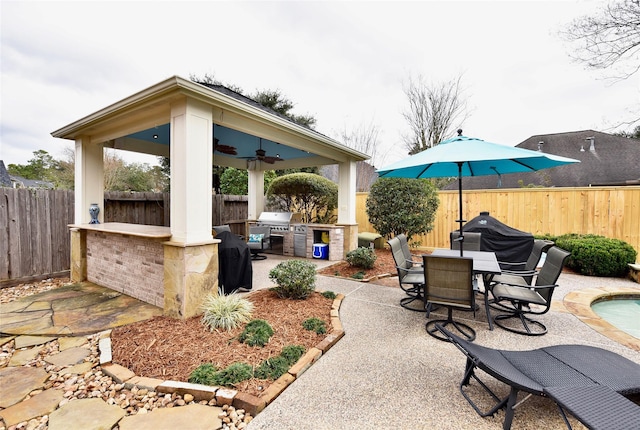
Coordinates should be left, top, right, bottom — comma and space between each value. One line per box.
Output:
459, 212, 533, 263
216, 231, 253, 294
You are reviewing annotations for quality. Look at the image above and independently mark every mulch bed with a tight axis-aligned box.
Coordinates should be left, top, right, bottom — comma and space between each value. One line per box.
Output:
110, 289, 334, 397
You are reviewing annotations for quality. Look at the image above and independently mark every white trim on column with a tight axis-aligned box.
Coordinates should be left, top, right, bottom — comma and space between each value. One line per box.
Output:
247, 163, 264, 220
337, 160, 357, 225
169, 97, 213, 244
74, 137, 104, 224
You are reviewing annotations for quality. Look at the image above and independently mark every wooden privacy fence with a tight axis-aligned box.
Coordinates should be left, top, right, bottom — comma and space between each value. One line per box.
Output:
3, 187, 638, 282
356, 187, 640, 258
0, 188, 74, 283
0, 190, 249, 283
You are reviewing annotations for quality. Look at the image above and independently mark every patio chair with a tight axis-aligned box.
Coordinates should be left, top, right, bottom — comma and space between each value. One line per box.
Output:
435, 324, 640, 430
423, 255, 476, 341
450, 231, 482, 251
247, 226, 271, 260
490, 246, 571, 336
388, 236, 425, 312
397, 234, 422, 268
496, 239, 555, 284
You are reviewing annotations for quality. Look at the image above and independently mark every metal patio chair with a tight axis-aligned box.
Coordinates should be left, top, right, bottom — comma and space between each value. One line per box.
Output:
423, 255, 476, 341
389, 236, 425, 312
490, 246, 571, 336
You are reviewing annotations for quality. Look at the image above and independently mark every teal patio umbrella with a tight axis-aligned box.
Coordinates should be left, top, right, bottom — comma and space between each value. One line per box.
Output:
376, 131, 579, 254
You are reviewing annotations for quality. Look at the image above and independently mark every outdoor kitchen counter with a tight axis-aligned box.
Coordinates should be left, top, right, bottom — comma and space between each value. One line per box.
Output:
69, 222, 172, 239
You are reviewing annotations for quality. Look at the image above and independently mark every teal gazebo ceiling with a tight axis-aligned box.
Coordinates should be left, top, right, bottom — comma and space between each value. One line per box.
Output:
126, 123, 314, 162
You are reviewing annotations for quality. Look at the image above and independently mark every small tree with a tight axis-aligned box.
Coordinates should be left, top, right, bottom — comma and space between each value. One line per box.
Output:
366, 178, 439, 242
266, 173, 338, 223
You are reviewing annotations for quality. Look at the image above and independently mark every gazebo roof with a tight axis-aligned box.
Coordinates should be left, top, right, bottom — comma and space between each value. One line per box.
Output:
51, 76, 369, 169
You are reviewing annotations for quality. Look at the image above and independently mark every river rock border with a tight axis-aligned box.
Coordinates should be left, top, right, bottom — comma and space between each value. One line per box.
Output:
98, 293, 345, 416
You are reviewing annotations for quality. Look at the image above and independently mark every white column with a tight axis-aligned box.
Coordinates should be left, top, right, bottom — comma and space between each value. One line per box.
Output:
337, 160, 357, 224
247, 166, 264, 220
170, 97, 213, 244
74, 137, 104, 224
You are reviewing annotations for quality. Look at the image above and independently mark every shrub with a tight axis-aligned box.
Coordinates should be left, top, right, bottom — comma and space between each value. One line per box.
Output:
266, 173, 338, 224
211, 362, 254, 386
321, 291, 337, 299
188, 363, 218, 385
554, 234, 637, 277
200, 293, 254, 331
280, 345, 305, 364
254, 345, 306, 380
239, 319, 274, 347
269, 260, 317, 299
254, 356, 290, 380
366, 177, 439, 242
302, 317, 327, 334
346, 247, 377, 269
351, 272, 365, 280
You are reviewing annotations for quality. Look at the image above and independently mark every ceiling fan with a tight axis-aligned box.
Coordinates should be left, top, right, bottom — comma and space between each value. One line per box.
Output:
214, 138, 238, 155
242, 138, 284, 164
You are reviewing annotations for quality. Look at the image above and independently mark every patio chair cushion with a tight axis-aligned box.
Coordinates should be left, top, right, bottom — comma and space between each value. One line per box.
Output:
248, 233, 264, 243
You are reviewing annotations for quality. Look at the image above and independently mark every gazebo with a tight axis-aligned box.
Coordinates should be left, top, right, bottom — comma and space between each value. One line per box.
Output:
52, 76, 369, 319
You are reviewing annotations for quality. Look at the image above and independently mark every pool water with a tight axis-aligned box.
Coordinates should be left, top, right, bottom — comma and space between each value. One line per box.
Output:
591, 298, 640, 339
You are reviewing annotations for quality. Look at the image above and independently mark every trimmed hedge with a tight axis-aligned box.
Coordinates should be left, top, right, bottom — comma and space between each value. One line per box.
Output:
536, 234, 636, 277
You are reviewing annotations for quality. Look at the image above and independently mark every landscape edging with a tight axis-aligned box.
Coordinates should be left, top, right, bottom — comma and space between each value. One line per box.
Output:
99, 292, 346, 417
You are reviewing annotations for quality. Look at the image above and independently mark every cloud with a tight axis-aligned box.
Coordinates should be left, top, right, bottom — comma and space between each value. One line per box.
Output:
1, 0, 637, 168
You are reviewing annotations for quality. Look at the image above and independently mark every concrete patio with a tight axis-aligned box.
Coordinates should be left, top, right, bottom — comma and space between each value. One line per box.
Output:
1, 255, 638, 429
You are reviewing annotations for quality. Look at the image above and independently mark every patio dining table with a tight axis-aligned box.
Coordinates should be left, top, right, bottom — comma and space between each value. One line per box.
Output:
431, 249, 501, 330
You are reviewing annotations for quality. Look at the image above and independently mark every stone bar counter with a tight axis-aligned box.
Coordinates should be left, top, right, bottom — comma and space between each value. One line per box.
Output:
69, 223, 172, 309
68, 223, 220, 319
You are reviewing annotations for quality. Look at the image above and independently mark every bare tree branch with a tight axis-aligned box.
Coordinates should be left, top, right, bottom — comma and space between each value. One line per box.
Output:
561, 0, 640, 80
401, 74, 469, 155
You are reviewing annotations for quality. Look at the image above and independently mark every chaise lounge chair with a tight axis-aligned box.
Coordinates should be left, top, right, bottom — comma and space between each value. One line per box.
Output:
435, 324, 640, 430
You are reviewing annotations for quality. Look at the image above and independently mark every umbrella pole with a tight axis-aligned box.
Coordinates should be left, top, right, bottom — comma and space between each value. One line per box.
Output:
456, 162, 464, 256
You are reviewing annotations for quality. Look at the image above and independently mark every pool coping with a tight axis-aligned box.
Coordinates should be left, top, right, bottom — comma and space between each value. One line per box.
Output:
560, 286, 640, 352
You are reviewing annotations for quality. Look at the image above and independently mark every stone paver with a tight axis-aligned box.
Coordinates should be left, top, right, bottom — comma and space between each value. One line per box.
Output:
8, 345, 43, 366
48, 398, 126, 430
63, 361, 94, 375
0, 367, 49, 408
118, 403, 223, 430
0, 388, 64, 427
14, 335, 57, 349
58, 336, 88, 350
0, 335, 15, 346
44, 346, 90, 367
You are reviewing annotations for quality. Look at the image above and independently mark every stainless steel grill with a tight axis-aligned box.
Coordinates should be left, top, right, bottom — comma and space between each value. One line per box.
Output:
256, 212, 305, 256
256, 212, 301, 232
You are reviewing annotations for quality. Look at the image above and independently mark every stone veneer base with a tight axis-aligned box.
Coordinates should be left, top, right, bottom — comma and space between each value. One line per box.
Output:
98, 293, 345, 416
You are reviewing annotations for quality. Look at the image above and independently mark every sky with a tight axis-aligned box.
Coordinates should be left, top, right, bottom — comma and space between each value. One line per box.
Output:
1, 0, 638, 170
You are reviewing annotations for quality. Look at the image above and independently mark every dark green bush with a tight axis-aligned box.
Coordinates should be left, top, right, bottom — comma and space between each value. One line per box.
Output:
269, 259, 317, 299
211, 362, 254, 386
280, 345, 305, 364
254, 356, 290, 380
239, 319, 274, 347
254, 345, 306, 380
366, 177, 439, 242
351, 271, 365, 280
346, 247, 377, 269
188, 363, 218, 385
321, 291, 337, 299
302, 317, 327, 334
553, 234, 637, 277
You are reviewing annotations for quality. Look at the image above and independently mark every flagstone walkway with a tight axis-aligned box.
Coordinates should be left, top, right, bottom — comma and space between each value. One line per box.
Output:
0, 283, 227, 429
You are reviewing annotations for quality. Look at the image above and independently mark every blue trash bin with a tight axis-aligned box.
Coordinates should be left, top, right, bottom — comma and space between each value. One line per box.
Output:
312, 243, 329, 259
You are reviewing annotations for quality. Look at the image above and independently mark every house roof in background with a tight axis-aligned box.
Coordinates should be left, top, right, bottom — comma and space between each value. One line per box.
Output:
443, 130, 640, 189
0, 161, 11, 187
